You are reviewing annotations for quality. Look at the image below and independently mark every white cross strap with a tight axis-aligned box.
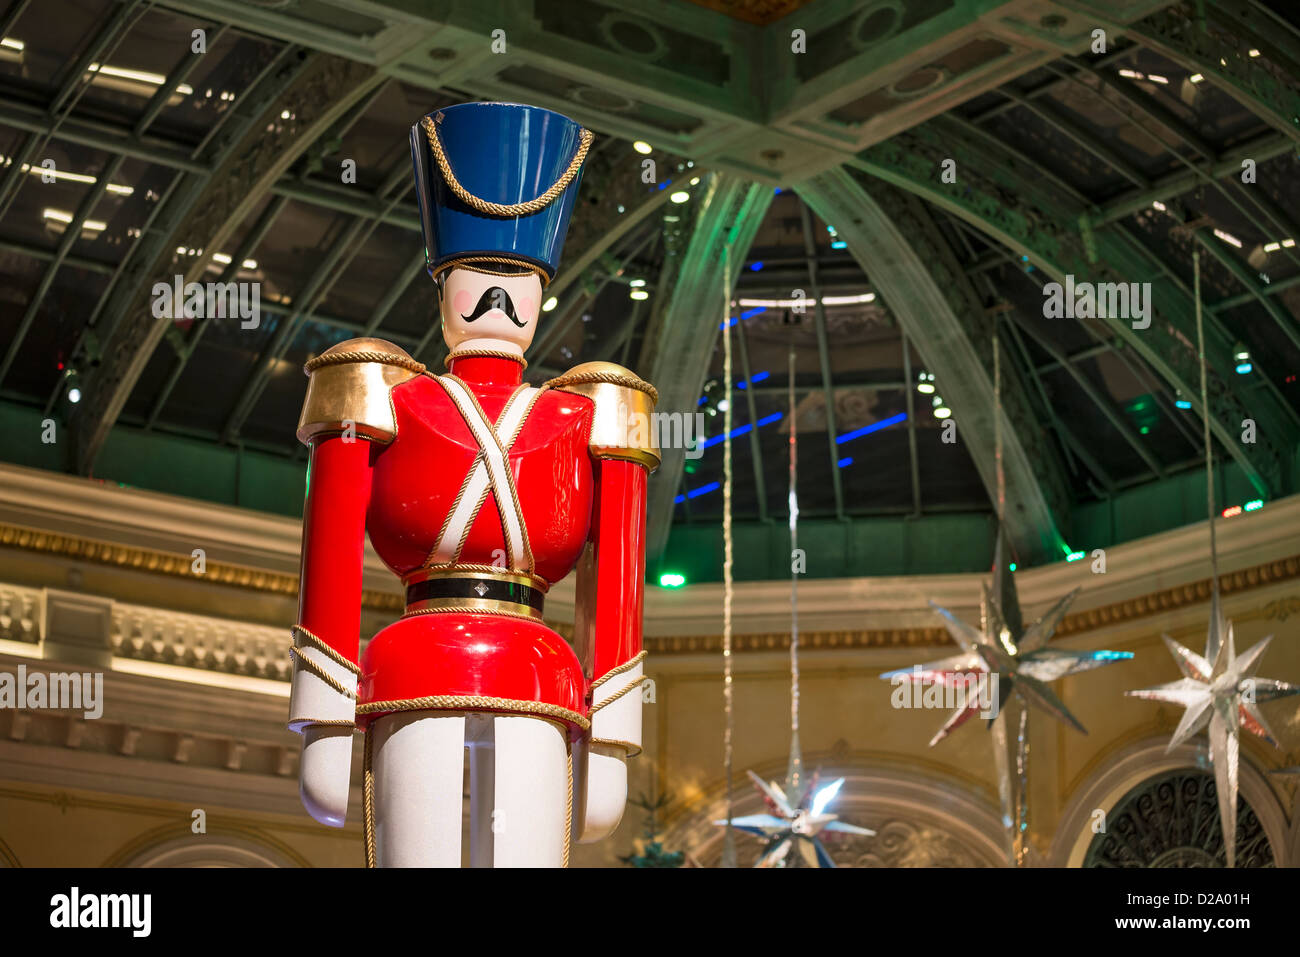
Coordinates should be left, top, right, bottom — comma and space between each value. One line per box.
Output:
430, 376, 542, 571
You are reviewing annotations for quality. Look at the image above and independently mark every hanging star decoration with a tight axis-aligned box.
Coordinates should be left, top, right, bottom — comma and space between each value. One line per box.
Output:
883, 537, 1133, 746
716, 769, 874, 868
1126, 592, 1300, 867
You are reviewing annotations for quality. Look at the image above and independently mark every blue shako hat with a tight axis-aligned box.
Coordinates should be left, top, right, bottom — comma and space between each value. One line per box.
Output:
409, 102, 591, 285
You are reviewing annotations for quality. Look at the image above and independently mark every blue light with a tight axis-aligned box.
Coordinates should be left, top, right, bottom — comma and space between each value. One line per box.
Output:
774, 187, 783, 195
656, 179, 672, 191
835, 412, 907, 444
687, 482, 719, 498
749, 261, 763, 271
1175, 399, 1192, 409
837, 457, 853, 468
1236, 362, 1253, 374
736, 370, 769, 390
698, 396, 708, 406
756, 411, 783, 427
830, 240, 847, 249
718, 307, 767, 330
673, 494, 685, 504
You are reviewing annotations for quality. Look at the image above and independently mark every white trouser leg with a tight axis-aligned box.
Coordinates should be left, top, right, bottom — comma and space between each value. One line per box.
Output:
372, 712, 465, 867
467, 714, 495, 868
492, 716, 569, 868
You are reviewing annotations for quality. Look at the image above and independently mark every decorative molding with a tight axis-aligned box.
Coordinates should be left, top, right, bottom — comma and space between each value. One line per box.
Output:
0, 521, 402, 614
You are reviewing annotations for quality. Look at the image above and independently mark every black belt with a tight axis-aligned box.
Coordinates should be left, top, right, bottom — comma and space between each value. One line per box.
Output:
405, 576, 545, 616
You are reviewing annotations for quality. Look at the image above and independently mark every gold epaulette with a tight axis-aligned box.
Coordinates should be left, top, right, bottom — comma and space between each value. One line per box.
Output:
544, 361, 660, 472
296, 338, 425, 445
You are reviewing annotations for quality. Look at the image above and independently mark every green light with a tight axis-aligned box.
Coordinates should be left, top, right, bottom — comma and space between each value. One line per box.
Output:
1009, 563, 1017, 572
659, 572, 687, 588
1139, 426, 1150, 434
1245, 499, 1263, 511
1066, 550, 1085, 562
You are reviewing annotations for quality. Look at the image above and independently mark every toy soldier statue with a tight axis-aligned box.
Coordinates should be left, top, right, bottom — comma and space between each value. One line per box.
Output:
286, 102, 658, 867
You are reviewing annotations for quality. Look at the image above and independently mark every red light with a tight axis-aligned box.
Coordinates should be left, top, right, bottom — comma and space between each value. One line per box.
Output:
56, 362, 64, 370
1222, 505, 1243, 518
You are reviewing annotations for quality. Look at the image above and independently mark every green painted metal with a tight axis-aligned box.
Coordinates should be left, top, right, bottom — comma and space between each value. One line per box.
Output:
846, 115, 1296, 500
640, 173, 773, 559
70, 49, 385, 473
797, 169, 1072, 564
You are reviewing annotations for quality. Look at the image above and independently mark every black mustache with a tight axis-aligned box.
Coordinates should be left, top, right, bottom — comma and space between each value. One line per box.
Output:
461, 287, 527, 328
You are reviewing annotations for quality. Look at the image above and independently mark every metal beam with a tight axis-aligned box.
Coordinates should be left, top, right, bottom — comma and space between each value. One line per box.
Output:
848, 114, 1294, 498
0, 154, 125, 385
70, 49, 385, 472
797, 167, 1071, 564
144, 195, 291, 430
797, 201, 845, 521
899, 334, 922, 517
641, 174, 772, 560
223, 162, 411, 441
732, 314, 768, 524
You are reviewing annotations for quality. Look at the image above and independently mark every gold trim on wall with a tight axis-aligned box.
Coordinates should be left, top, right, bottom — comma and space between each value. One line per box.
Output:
0, 521, 403, 614
2, 519, 1296, 656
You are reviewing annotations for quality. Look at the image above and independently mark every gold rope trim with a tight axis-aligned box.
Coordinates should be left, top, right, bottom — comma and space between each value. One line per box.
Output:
564, 739, 572, 868
291, 625, 362, 676
444, 349, 528, 370
543, 370, 659, 405
419, 562, 552, 588
399, 605, 543, 624
288, 646, 358, 700
432, 255, 550, 284
303, 350, 426, 375
363, 726, 376, 868
590, 676, 647, 713
590, 650, 647, 690
589, 737, 643, 759
357, 695, 590, 730
422, 114, 592, 218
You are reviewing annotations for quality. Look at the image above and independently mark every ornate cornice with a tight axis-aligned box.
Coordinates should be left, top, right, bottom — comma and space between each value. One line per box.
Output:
644, 555, 1300, 655
0, 521, 402, 614
3, 517, 1297, 658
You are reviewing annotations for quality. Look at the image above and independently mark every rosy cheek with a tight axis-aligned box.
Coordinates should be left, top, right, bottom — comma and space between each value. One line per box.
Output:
517, 297, 536, 321
452, 290, 473, 315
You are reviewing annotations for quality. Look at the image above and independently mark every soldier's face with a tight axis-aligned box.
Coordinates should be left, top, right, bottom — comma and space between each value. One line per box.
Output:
440, 267, 542, 355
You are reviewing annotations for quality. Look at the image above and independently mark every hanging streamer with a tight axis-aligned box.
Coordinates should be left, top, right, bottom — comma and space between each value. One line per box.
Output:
720, 244, 736, 868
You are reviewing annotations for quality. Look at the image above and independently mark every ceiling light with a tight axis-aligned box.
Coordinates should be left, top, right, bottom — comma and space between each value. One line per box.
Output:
830, 240, 846, 249
669, 190, 690, 204
689, 176, 699, 185
1233, 342, 1250, 361
933, 405, 951, 419
87, 62, 193, 96
1283, 239, 1296, 248
542, 296, 558, 312
1119, 69, 1144, 80
632, 141, 653, 155
629, 289, 649, 300
659, 572, 686, 587
1236, 362, 1253, 374
629, 278, 646, 287
1264, 241, 1281, 252
1189, 73, 1204, 83
1146, 74, 1169, 84
1152, 200, 1166, 211
43, 208, 106, 232
820, 293, 875, 305
1249, 49, 1260, 57
1, 37, 24, 51
1213, 228, 1242, 248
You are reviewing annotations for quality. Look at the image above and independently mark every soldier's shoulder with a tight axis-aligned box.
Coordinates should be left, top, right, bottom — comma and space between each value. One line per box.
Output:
543, 361, 658, 406
296, 339, 426, 446
543, 362, 659, 471
303, 337, 424, 376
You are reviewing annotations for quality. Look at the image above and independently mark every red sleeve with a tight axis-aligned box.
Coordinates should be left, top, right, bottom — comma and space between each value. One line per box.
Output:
297, 435, 374, 668
579, 458, 648, 681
